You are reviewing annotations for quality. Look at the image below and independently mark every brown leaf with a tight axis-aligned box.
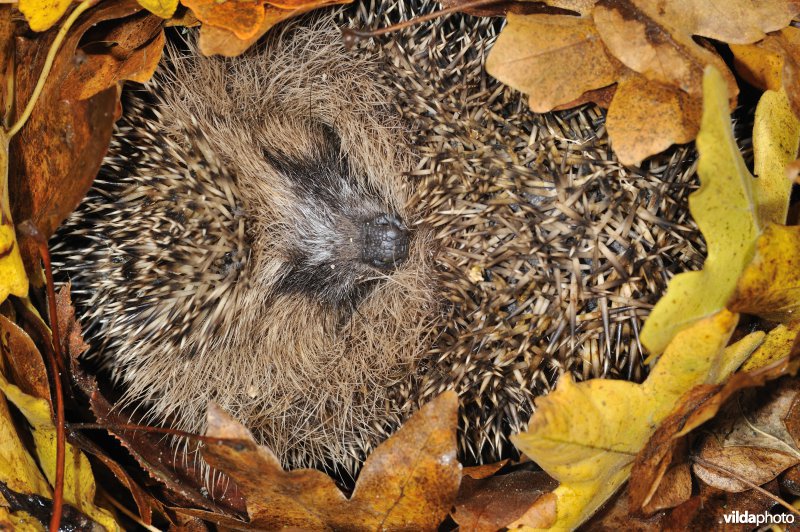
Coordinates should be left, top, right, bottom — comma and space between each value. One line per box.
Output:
664, 479, 782, 531
201, 391, 461, 530
74, 372, 247, 517
579, 490, 664, 531
641, 463, 691, 515
0, 314, 48, 401
181, 0, 266, 40
628, 347, 800, 514
592, 0, 739, 99
55, 284, 89, 361
462, 459, 510, 479
606, 73, 701, 165
693, 378, 800, 491
190, 0, 351, 57
10, 0, 161, 281
487, 0, 800, 164
485, 13, 621, 112
452, 470, 557, 532
61, 11, 166, 101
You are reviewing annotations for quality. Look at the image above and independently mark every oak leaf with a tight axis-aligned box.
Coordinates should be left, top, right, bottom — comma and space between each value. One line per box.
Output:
198, 391, 461, 530
183, 0, 352, 57
10, 1, 163, 286
732, 27, 800, 118
640, 70, 799, 356
487, 0, 800, 164
511, 310, 758, 530
693, 379, 800, 492
628, 332, 800, 515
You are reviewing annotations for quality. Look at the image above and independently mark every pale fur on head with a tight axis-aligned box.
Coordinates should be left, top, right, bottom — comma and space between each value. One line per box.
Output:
52, 16, 439, 471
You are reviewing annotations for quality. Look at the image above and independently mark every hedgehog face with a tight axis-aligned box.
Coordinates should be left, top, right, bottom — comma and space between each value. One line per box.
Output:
261, 121, 411, 309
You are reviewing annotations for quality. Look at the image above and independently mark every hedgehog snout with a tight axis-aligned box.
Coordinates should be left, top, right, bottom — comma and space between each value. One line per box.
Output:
361, 213, 409, 269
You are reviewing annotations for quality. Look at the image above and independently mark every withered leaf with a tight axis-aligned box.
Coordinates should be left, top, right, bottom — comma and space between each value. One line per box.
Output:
188, 0, 351, 57
201, 391, 460, 530
605, 73, 701, 166
485, 13, 621, 113
693, 378, 800, 492
488, 0, 800, 164
452, 470, 557, 532
10, 0, 161, 282
61, 11, 166, 101
0, 314, 48, 401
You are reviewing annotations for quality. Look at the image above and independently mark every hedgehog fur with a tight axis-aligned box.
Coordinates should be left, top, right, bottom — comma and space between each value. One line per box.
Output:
53, 1, 706, 472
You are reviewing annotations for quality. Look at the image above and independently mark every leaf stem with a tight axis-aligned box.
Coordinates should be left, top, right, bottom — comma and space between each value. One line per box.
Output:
7, 0, 97, 139
17, 220, 66, 532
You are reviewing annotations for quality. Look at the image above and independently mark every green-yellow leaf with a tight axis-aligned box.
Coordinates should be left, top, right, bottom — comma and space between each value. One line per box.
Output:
18, 0, 72, 32
512, 310, 740, 530
137, 0, 178, 19
0, 374, 120, 531
753, 88, 800, 226
641, 66, 798, 355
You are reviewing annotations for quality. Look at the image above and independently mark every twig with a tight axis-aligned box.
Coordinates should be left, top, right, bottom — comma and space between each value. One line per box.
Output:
17, 220, 66, 532
341, 0, 504, 49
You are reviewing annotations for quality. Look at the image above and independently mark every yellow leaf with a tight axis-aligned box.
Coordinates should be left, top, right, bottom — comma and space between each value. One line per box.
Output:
18, 0, 72, 32
0, 507, 44, 531
137, 0, 178, 19
740, 322, 800, 372
0, 381, 51, 500
0, 374, 120, 531
641, 67, 766, 356
753, 89, 800, 226
513, 310, 739, 530
730, 224, 800, 323
0, 136, 29, 305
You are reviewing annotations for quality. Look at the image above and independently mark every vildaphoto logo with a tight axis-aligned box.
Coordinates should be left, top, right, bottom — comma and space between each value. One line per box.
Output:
722, 511, 795, 525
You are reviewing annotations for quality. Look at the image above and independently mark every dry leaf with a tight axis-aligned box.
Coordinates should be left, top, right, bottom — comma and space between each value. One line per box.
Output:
628, 335, 800, 514
485, 13, 620, 113
511, 309, 750, 530
200, 391, 460, 530
61, 11, 166, 101
487, 0, 800, 164
10, 0, 154, 283
605, 72, 701, 165
732, 27, 800, 118
452, 470, 557, 532
188, 0, 351, 57
694, 379, 800, 491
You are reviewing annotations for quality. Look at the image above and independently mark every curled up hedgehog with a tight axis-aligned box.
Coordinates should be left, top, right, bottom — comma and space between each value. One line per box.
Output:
52, 1, 705, 473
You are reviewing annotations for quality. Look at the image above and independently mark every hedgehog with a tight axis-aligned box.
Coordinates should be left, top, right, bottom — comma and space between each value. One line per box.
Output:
52, 0, 706, 472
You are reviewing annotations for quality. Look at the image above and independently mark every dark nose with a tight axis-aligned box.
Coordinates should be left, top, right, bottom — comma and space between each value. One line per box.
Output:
361, 213, 409, 269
